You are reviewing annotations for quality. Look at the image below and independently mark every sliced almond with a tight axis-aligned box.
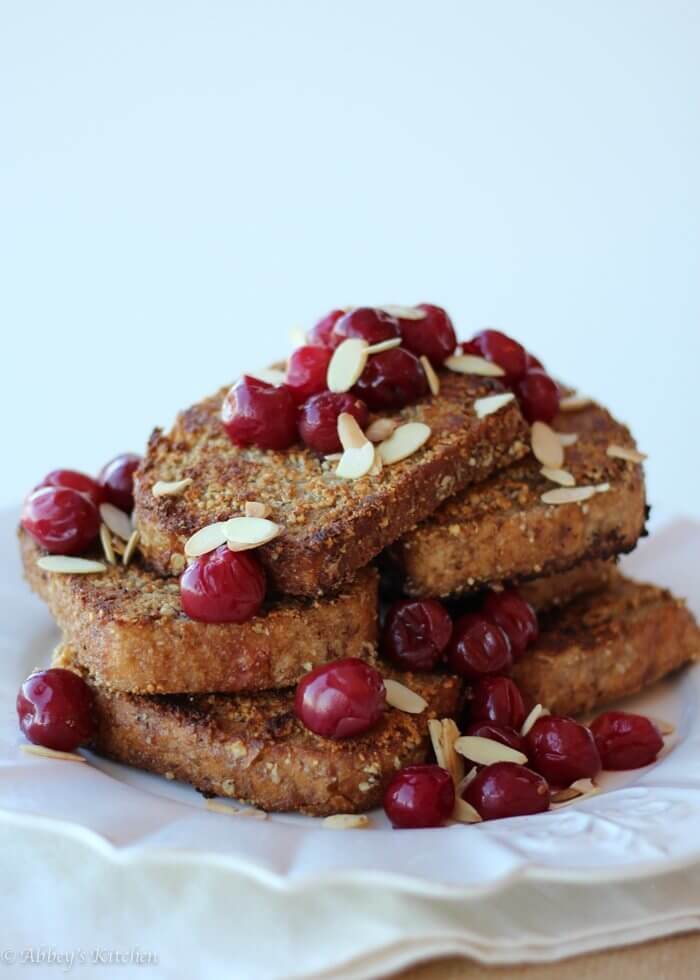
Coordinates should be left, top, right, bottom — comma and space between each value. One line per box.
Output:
556, 432, 579, 447
152, 478, 193, 498
224, 516, 281, 551
540, 467, 576, 487
541, 485, 597, 505
520, 703, 545, 736
452, 798, 482, 824
337, 412, 369, 450
429, 718, 464, 784
474, 392, 515, 418
322, 813, 370, 830
551, 778, 598, 807
384, 678, 428, 714
184, 522, 229, 558
456, 766, 478, 797
420, 355, 440, 396
244, 501, 270, 519
454, 735, 528, 766
445, 354, 505, 378
365, 418, 399, 443
99, 503, 133, 542
122, 529, 140, 567
365, 337, 402, 355
550, 787, 583, 804
595, 482, 611, 494
369, 446, 384, 476
648, 717, 676, 737
378, 305, 426, 320
205, 800, 268, 819
247, 368, 287, 386
21, 744, 85, 763
100, 523, 116, 565
324, 452, 343, 462
327, 338, 369, 393
531, 421, 565, 469
378, 422, 431, 465
607, 444, 647, 464
335, 441, 376, 480
559, 393, 592, 412
429, 719, 446, 767
37, 556, 107, 575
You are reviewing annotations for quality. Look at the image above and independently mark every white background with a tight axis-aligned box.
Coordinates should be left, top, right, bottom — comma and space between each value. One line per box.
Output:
1, 1, 698, 517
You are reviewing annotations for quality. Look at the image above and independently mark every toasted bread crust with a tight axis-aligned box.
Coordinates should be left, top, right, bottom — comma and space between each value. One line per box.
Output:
88, 672, 463, 815
512, 574, 700, 716
389, 403, 647, 597
133, 372, 529, 596
20, 530, 377, 695
517, 559, 617, 611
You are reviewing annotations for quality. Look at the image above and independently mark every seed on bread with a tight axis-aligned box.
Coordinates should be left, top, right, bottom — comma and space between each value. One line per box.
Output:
37, 555, 107, 575
322, 813, 371, 829
99, 503, 133, 542
378, 422, 431, 465
540, 466, 575, 487
384, 678, 428, 714
420, 355, 440, 396
607, 444, 647, 464
224, 517, 281, 551
152, 478, 193, 498
445, 354, 506, 378
540, 486, 598, 505
454, 735, 528, 766
244, 501, 271, 519
122, 529, 140, 567
327, 338, 369, 393
531, 422, 565, 469
473, 392, 515, 418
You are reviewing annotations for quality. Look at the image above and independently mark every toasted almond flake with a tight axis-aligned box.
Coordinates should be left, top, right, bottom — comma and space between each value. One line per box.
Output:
324, 452, 343, 462
531, 421, 565, 469
454, 735, 528, 766
550, 787, 583, 804
152, 478, 193, 498
337, 412, 369, 450
365, 337, 402, 355
429, 719, 446, 768
100, 523, 116, 565
247, 368, 287, 386
184, 522, 229, 558
365, 418, 399, 443
474, 392, 515, 418
541, 485, 597, 505
420, 355, 440, 396
205, 800, 268, 819
384, 678, 428, 714
607, 444, 647, 464
244, 501, 270, 519
224, 517, 281, 551
648, 717, 676, 737
456, 766, 478, 796
520, 703, 545, 736
378, 422, 431, 465
559, 393, 592, 412
122, 529, 140, 567
37, 555, 107, 575
21, 744, 85, 763
378, 305, 427, 320
441, 718, 465, 786
551, 778, 598, 807
540, 467, 576, 487
327, 338, 369, 393
335, 441, 376, 480
556, 432, 579, 447
369, 446, 383, 476
595, 482, 611, 494
289, 326, 306, 347
452, 798, 483, 824
445, 354, 505, 378
322, 813, 370, 830
99, 503, 133, 542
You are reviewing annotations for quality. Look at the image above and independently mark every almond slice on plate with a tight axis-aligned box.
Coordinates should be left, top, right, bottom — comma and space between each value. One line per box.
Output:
559, 393, 592, 412
379, 305, 426, 320
337, 412, 369, 450
152, 478, 193, 498
184, 522, 229, 557
607, 444, 647, 464
37, 556, 107, 575
454, 735, 528, 766
378, 422, 431, 465
420, 355, 440, 396
384, 679, 428, 714
244, 500, 270, 519
473, 392, 515, 418
335, 441, 376, 480
21, 744, 86, 763
452, 798, 482, 824
365, 418, 399, 443
551, 778, 598, 807
540, 466, 576, 487
556, 432, 579, 447
327, 338, 369, 393
322, 814, 371, 830
445, 354, 505, 378
223, 516, 281, 551
365, 337, 402, 355
531, 421, 565, 468
541, 486, 597, 505
99, 502, 133, 542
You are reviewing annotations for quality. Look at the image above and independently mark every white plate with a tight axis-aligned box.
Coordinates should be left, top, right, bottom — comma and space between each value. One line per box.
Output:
2, 508, 700, 899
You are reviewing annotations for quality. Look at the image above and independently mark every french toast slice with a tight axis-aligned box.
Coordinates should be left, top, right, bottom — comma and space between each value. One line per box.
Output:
133, 371, 529, 596
388, 402, 647, 598
20, 530, 377, 695
517, 559, 617, 611
512, 573, 700, 716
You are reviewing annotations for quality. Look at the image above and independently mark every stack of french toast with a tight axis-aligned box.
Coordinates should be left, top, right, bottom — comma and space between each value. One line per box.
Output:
18, 305, 700, 819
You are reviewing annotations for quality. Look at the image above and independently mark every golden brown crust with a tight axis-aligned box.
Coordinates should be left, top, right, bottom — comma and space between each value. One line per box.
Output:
89, 671, 464, 815
512, 574, 700, 716
517, 559, 618, 611
389, 403, 647, 597
132, 372, 529, 596
20, 530, 377, 695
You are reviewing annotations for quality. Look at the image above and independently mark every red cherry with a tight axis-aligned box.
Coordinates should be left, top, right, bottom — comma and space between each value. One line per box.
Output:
298, 392, 369, 454
98, 453, 142, 512
180, 545, 266, 624
332, 307, 400, 347
397, 304, 457, 365
481, 589, 539, 660
525, 351, 544, 371
526, 716, 601, 786
447, 614, 513, 680
17, 668, 95, 752
384, 764, 455, 828
37, 469, 103, 508
21, 487, 100, 555
590, 711, 664, 771
285, 346, 333, 402
381, 599, 453, 672
464, 762, 550, 820
471, 329, 527, 382
354, 348, 428, 410
468, 676, 527, 729
514, 369, 561, 424
307, 309, 345, 347
465, 722, 528, 755
221, 376, 298, 451
294, 658, 386, 739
